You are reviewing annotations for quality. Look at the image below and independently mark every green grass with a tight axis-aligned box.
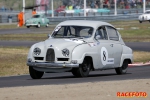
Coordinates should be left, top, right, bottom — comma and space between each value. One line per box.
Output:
0, 24, 24, 29
0, 47, 149, 76
0, 47, 29, 76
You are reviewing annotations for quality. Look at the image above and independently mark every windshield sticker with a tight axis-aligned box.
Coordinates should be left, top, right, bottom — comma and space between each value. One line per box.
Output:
55, 26, 61, 31
65, 39, 83, 43
101, 47, 114, 65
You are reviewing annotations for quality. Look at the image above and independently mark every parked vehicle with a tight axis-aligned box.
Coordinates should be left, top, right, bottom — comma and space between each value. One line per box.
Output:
139, 10, 150, 23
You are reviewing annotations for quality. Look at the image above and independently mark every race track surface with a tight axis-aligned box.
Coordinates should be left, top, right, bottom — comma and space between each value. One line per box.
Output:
0, 66, 150, 88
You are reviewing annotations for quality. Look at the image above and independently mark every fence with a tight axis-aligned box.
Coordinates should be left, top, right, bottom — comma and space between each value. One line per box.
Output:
0, 8, 143, 24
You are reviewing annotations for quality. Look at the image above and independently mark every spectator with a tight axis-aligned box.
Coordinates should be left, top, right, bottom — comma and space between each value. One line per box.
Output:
32, 9, 36, 16
10, 7, 13, 11
17, 11, 24, 27
69, 5, 73, 10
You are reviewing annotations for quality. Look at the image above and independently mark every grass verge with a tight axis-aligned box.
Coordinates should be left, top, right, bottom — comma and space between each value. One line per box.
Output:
0, 47, 29, 76
0, 47, 150, 76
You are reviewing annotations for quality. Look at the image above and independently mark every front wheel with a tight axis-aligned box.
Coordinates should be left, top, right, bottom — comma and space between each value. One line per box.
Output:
26, 26, 30, 28
115, 60, 128, 75
139, 20, 142, 23
46, 23, 49, 27
29, 66, 44, 79
71, 58, 91, 77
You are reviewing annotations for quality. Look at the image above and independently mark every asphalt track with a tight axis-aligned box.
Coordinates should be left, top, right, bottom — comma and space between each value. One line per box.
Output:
0, 66, 150, 88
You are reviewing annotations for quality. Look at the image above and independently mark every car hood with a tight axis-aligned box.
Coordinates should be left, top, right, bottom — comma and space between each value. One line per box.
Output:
33, 38, 87, 52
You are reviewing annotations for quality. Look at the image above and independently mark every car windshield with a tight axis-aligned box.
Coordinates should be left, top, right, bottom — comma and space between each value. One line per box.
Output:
32, 15, 40, 18
52, 26, 93, 38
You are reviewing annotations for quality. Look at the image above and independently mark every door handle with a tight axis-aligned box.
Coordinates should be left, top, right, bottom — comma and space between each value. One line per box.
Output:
110, 44, 113, 47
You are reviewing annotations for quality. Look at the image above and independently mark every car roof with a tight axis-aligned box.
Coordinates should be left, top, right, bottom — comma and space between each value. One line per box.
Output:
57, 20, 115, 29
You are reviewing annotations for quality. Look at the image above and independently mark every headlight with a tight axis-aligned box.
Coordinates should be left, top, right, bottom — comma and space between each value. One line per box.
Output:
34, 47, 41, 55
62, 48, 69, 57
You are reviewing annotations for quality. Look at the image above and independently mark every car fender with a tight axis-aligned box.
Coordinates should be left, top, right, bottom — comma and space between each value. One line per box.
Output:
71, 43, 98, 65
27, 42, 45, 62
119, 45, 133, 67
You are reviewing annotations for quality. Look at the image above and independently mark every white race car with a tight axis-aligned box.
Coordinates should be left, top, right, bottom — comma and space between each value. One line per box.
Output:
27, 20, 133, 79
139, 10, 150, 23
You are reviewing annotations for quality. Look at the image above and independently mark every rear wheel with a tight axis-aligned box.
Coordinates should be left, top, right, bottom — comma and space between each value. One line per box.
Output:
115, 60, 128, 75
29, 66, 44, 79
72, 58, 91, 77
36, 23, 41, 28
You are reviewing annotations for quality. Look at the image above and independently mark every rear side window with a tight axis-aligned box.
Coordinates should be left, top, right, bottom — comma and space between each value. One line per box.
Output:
106, 26, 119, 41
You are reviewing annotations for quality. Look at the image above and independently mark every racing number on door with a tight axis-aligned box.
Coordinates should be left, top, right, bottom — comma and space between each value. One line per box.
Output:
101, 47, 108, 65
103, 51, 106, 61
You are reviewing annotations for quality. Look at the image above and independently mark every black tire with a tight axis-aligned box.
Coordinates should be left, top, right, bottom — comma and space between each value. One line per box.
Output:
115, 60, 128, 75
29, 66, 44, 79
139, 21, 142, 23
27, 26, 30, 28
71, 58, 91, 77
46, 23, 49, 27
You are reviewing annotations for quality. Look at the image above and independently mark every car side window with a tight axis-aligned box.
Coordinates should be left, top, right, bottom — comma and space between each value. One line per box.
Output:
106, 26, 119, 41
95, 26, 108, 40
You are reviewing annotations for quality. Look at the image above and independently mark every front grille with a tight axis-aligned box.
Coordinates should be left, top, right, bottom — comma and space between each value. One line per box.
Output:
46, 48, 55, 62
34, 57, 44, 60
57, 58, 69, 61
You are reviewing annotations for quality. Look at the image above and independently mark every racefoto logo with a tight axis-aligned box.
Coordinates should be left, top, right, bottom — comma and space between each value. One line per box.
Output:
117, 92, 148, 98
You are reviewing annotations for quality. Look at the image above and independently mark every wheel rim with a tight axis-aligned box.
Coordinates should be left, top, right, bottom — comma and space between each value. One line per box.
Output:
46, 24, 48, 27
38, 24, 40, 27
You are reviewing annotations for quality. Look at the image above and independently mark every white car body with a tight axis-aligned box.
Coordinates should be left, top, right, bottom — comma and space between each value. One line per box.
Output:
139, 10, 150, 23
27, 20, 133, 79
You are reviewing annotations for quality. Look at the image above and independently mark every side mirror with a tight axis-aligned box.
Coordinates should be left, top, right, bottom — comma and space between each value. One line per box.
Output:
95, 35, 101, 40
47, 34, 51, 38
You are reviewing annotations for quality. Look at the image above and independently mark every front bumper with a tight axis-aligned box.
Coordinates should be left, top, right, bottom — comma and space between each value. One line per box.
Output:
27, 62, 79, 68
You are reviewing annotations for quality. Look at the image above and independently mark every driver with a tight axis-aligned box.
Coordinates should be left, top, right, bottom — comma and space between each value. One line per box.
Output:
88, 28, 93, 37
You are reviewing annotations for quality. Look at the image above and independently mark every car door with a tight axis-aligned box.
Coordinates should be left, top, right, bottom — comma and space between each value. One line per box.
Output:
105, 26, 123, 67
94, 26, 114, 69
41, 15, 45, 25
